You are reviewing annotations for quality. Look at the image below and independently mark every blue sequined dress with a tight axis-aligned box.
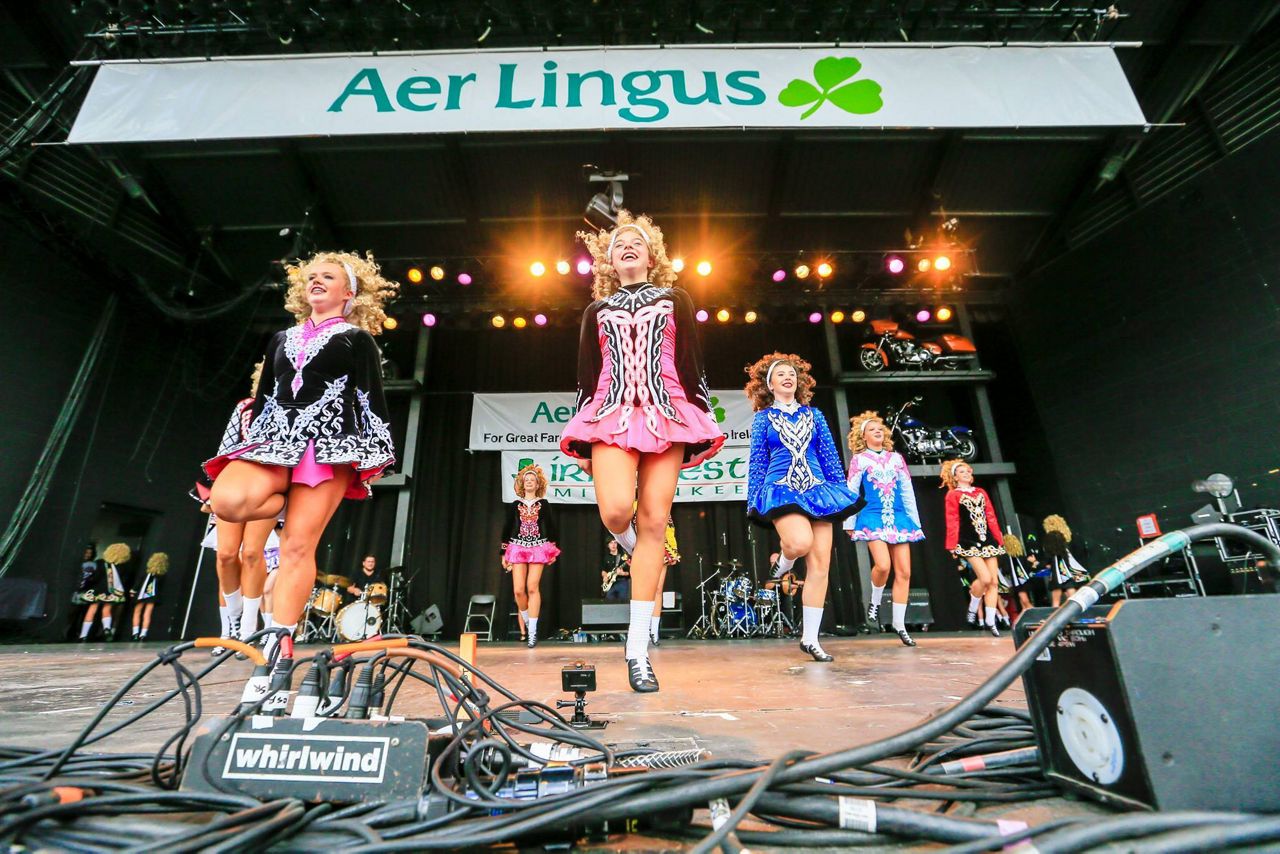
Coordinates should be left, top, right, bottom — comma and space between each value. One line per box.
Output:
747, 403, 859, 524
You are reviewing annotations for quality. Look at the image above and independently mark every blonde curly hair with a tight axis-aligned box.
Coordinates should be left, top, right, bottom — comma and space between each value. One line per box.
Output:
102, 543, 132, 565
939, 458, 973, 489
146, 553, 170, 576
848, 410, 893, 454
248, 360, 265, 399
515, 464, 549, 499
283, 250, 399, 335
743, 352, 816, 411
1043, 514, 1072, 542
1004, 533, 1025, 559
577, 210, 677, 300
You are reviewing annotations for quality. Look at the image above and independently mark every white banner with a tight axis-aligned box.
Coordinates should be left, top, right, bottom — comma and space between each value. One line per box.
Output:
469, 391, 754, 451
500, 449, 748, 504
68, 45, 1144, 143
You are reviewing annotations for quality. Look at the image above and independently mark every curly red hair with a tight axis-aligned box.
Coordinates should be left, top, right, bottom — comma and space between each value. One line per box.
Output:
743, 352, 816, 411
515, 465, 549, 499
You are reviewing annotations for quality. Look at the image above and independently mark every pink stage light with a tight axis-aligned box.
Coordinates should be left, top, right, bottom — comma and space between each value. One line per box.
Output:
695, 309, 710, 323
422, 313, 437, 327
808, 311, 823, 324
533, 313, 548, 327
576, 259, 592, 276
771, 269, 787, 283
886, 256, 905, 275
916, 309, 932, 323
457, 273, 473, 286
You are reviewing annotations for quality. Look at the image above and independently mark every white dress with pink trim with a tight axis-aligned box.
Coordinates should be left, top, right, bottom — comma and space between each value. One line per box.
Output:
560, 283, 724, 469
842, 449, 925, 543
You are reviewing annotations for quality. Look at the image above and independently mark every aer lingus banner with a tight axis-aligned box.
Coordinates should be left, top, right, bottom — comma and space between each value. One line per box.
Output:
68, 45, 1144, 143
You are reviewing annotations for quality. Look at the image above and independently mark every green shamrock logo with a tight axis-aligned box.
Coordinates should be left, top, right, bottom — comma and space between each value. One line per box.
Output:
778, 56, 883, 119
709, 396, 728, 424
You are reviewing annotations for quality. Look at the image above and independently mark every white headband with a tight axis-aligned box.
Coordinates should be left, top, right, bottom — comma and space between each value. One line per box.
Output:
861, 417, 883, 434
765, 360, 789, 388
342, 262, 358, 316
606, 224, 652, 260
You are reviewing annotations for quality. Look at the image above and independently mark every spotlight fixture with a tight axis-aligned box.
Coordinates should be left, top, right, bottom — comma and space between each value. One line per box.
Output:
935, 255, 952, 272
851, 309, 867, 323
457, 273, 473, 286
795, 264, 811, 280
716, 308, 730, 323
583, 169, 627, 230
915, 309, 931, 323
696, 260, 712, 277
383, 317, 399, 330
555, 260, 571, 276
492, 315, 506, 328
771, 269, 787, 283
830, 310, 845, 324
816, 262, 833, 279
429, 265, 445, 281
917, 258, 932, 273
530, 261, 546, 277
695, 309, 709, 323
936, 306, 953, 322
513, 316, 528, 329
672, 258, 686, 273
407, 267, 424, 284
576, 258, 592, 276
886, 256, 905, 275
808, 311, 823, 324
422, 313, 437, 327
744, 310, 759, 323
534, 313, 548, 327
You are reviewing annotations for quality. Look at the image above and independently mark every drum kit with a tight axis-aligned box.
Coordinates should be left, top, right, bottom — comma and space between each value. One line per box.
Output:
298, 570, 408, 643
686, 557, 799, 640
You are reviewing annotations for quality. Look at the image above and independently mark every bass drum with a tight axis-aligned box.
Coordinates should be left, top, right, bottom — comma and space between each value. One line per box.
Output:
337, 601, 382, 642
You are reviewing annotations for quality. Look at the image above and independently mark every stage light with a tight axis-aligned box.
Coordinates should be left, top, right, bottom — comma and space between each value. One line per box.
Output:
916, 309, 931, 323
695, 309, 709, 323
830, 310, 845, 324
808, 311, 823, 324
383, 317, 398, 330
457, 272, 473, 286
696, 260, 712, 277
795, 264, 811, 280
672, 257, 686, 273
744, 310, 758, 323
817, 262, 833, 279
422, 313, 437, 327
534, 313, 548, 327
886, 256, 905, 275
555, 260, 571, 276
917, 258, 932, 273
513, 316, 527, 329
935, 255, 952, 272
936, 306, 953, 322
530, 261, 546, 277
772, 269, 786, 283
407, 267, 424, 284
716, 309, 730, 323
851, 309, 867, 323
429, 265, 445, 281
492, 315, 506, 328
576, 258, 592, 276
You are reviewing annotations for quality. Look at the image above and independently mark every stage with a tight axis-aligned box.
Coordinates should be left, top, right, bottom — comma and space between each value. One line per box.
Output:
0, 633, 1108, 849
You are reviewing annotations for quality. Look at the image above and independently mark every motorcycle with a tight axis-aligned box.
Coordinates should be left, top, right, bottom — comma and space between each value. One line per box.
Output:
883, 397, 978, 462
859, 320, 977, 372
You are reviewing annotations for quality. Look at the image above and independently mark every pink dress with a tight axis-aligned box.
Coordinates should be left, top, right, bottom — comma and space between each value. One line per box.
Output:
560, 284, 724, 469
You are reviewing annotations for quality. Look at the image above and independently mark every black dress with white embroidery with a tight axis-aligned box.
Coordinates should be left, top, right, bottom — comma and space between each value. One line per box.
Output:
204, 316, 395, 500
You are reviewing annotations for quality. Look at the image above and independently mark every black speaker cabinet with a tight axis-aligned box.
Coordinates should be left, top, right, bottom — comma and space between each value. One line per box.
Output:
1013, 596, 1279, 812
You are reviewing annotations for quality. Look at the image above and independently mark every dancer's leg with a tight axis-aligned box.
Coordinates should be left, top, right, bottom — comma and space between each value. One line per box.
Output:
273, 469, 353, 629
209, 461, 288, 524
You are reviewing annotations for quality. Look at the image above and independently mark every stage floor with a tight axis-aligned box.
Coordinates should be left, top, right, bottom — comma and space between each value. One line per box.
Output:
0, 633, 1107, 848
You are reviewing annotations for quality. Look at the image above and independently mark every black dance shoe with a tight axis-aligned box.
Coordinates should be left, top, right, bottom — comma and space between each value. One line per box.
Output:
800, 642, 834, 662
650, 634, 661, 648
866, 602, 880, 625
527, 635, 537, 649
896, 628, 917, 647
626, 657, 659, 693
988, 623, 1001, 638
966, 611, 980, 628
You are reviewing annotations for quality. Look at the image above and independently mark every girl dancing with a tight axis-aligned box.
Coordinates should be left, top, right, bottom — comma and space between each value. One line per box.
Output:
500, 464, 560, 648
941, 459, 1006, 637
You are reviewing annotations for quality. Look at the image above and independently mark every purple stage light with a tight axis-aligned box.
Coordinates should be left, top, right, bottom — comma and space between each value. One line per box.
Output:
886, 256, 905, 275
457, 273, 473, 286
808, 311, 823, 324
534, 313, 548, 327
695, 309, 709, 323
916, 309, 931, 323
576, 259, 592, 276
422, 313, 437, 327
772, 269, 786, 283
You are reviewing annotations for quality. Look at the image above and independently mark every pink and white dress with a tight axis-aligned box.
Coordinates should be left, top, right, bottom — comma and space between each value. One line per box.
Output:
560, 283, 724, 469
500, 498, 561, 565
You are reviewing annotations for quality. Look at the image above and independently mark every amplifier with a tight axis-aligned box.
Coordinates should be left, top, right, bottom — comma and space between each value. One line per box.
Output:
581, 600, 631, 627
1013, 597, 1280, 812
183, 716, 433, 803
1228, 507, 1280, 529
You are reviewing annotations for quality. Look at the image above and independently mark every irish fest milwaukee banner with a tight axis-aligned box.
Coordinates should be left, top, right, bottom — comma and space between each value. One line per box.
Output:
68, 45, 1144, 143
500, 450, 749, 505
468, 391, 754, 452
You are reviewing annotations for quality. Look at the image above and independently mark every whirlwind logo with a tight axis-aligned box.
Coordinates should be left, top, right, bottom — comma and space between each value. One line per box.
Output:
223, 734, 389, 784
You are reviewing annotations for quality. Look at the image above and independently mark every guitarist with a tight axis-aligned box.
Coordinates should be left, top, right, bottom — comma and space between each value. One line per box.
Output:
601, 540, 632, 602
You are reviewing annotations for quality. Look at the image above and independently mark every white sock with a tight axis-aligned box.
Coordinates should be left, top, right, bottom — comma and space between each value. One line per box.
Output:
626, 600, 653, 660
802, 606, 824, 647
139, 628, 148, 639
613, 524, 637, 555
262, 612, 274, 629
650, 614, 661, 640
985, 608, 997, 627
527, 617, 538, 640
80, 622, 92, 639
223, 588, 243, 617
968, 595, 981, 616
102, 617, 113, 631
891, 602, 907, 632
218, 606, 231, 637
240, 597, 262, 641
775, 554, 796, 577
519, 609, 529, 624
870, 584, 886, 608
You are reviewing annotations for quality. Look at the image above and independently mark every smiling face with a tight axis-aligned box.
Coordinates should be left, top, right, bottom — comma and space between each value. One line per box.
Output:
864, 420, 886, 449
954, 463, 974, 487
305, 261, 354, 316
609, 227, 652, 284
768, 363, 798, 402
521, 472, 539, 497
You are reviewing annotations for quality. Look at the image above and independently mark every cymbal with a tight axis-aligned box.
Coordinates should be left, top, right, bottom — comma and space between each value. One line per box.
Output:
714, 559, 745, 569
317, 574, 351, 588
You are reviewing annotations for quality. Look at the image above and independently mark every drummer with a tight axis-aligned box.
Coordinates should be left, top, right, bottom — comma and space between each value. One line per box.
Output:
345, 555, 385, 601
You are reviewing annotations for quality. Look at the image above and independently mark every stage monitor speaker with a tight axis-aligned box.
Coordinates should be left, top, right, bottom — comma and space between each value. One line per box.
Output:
1013, 596, 1279, 812
411, 604, 443, 636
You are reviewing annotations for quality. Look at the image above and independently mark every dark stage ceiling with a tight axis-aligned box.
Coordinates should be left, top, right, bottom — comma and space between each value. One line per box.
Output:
2, 1, 1279, 319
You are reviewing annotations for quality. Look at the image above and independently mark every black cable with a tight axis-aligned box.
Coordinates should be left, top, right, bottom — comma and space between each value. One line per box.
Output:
1032, 811, 1259, 854
690, 750, 811, 854
1137, 816, 1280, 853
